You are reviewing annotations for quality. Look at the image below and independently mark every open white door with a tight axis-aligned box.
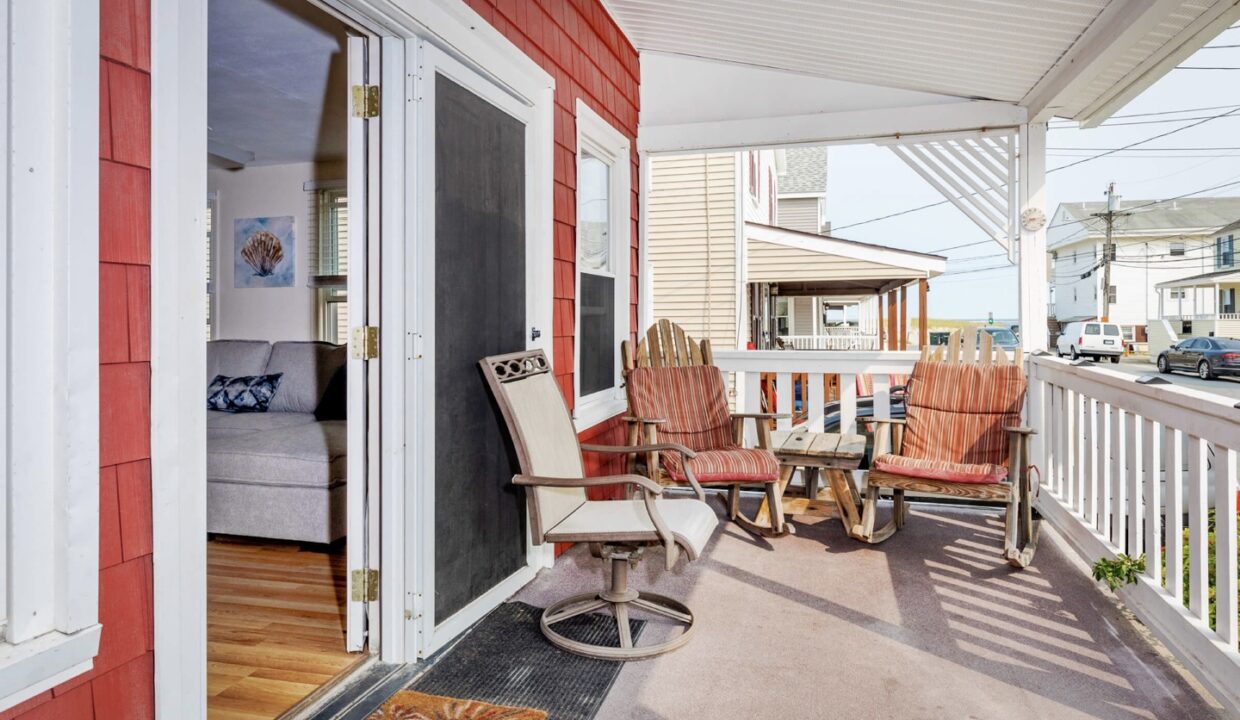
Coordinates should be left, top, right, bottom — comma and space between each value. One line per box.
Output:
345, 34, 380, 653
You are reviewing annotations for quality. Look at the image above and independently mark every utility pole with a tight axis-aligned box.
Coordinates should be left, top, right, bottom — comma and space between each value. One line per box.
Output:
1091, 182, 1130, 322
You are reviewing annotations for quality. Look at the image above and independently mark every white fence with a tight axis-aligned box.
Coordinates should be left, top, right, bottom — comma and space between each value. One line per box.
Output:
1029, 355, 1240, 714
713, 350, 918, 434
778, 333, 881, 351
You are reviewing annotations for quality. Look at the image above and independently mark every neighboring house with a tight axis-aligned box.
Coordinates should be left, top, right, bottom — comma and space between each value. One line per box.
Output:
776, 146, 829, 235
1148, 218, 1240, 353
645, 150, 943, 354
1047, 196, 1240, 345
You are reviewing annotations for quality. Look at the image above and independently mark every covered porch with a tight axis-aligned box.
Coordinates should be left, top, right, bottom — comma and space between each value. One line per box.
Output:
1151, 270, 1240, 353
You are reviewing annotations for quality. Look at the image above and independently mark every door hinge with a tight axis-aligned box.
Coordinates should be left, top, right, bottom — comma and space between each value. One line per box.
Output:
351, 84, 380, 118
352, 326, 379, 360
351, 568, 379, 602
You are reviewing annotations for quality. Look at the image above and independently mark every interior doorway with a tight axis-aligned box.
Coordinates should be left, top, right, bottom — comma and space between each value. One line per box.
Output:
203, 0, 378, 715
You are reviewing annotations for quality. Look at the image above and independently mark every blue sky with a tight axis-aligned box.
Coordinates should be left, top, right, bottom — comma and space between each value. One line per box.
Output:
826, 30, 1240, 320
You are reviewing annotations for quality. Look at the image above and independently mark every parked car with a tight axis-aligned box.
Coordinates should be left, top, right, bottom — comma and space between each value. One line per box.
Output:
823, 393, 907, 470
1156, 336, 1240, 380
978, 326, 1019, 351
1056, 321, 1124, 363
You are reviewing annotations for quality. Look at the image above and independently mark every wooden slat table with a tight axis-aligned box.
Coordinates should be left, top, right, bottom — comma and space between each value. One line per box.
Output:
755, 429, 867, 538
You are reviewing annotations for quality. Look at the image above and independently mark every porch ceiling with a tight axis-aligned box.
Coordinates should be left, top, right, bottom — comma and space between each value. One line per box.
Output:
612, 0, 1240, 151
745, 221, 947, 290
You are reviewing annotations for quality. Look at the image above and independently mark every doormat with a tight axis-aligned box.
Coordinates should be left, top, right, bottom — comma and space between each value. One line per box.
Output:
405, 601, 643, 720
367, 690, 546, 720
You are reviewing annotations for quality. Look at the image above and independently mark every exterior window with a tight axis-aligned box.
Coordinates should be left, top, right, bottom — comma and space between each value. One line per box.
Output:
1121, 325, 1135, 342
309, 187, 349, 343
775, 297, 790, 336
1216, 234, 1234, 268
1107, 285, 1117, 304
1169, 241, 1185, 257
206, 192, 217, 340
768, 173, 774, 223
1222, 288, 1237, 314
1, 1, 102, 708
574, 100, 631, 428
1103, 243, 1116, 261
1169, 289, 1185, 300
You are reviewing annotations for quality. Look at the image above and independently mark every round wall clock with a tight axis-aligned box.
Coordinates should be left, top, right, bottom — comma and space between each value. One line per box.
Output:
1020, 207, 1047, 232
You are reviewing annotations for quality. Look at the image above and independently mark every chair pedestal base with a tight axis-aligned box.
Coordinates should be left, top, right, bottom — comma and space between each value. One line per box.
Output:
539, 547, 696, 660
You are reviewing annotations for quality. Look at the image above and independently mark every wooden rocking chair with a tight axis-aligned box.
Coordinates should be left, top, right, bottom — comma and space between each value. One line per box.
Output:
621, 320, 790, 536
854, 328, 1040, 568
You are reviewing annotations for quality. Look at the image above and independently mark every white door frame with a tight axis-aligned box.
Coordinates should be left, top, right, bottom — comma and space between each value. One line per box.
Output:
150, 1, 553, 715
411, 41, 554, 658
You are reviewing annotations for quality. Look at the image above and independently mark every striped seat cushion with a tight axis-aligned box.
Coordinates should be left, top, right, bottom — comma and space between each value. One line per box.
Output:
627, 365, 779, 484
872, 453, 1007, 484
664, 447, 780, 484
892, 361, 1027, 484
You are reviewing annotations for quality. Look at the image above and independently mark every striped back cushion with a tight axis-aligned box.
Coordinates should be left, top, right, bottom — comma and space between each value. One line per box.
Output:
901, 361, 1027, 467
626, 365, 734, 452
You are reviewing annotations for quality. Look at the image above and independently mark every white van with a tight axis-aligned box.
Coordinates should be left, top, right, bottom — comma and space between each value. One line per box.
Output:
1056, 321, 1124, 362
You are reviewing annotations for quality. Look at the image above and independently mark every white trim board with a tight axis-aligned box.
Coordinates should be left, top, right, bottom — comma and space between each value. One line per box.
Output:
744, 221, 946, 276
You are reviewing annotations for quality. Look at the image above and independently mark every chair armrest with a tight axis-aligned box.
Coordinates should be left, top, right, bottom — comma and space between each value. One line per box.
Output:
1004, 426, 1037, 435
582, 442, 697, 459
873, 418, 906, 425
513, 473, 664, 495
622, 415, 667, 425
731, 412, 791, 420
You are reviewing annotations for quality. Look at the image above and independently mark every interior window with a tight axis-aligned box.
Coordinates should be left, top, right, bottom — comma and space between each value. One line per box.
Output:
1084, 324, 1100, 335
310, 187, 349, 343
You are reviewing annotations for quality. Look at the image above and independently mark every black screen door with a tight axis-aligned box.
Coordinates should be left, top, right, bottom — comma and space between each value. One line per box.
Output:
433, 73, 528, 622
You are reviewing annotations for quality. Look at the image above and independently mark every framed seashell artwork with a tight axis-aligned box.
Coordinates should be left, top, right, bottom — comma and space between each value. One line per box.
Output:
234, 215, 296, 288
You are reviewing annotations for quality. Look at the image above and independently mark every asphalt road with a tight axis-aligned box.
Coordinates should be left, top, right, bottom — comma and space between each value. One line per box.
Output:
1108, 357, 1240, 401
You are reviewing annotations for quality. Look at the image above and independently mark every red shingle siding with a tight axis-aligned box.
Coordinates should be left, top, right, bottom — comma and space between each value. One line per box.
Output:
462, 0, 641, 519
9, 0, 155, 716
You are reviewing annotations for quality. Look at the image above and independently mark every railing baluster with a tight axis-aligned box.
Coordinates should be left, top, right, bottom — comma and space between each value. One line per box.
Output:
775, 372, 793, 431
1165, 425, 1184, 603
873, 374, 891, 421
840, 374, 857, 436
1126, 411, 1141, 556
1143, 417, 1161, 585
1215, 446, 1237, 646
1054, 384, 1067, 501
742, 371, 760, 447
806, 373, 825, 432
1110, 405, 1125, 547
1083, 397, 1096, 528
1066, 387, 1078, 510
1098, 402, 1111, 536
1187, 434, 1208, 621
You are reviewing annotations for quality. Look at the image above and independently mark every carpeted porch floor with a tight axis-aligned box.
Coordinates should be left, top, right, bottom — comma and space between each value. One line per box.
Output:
512, 499, 1222, 720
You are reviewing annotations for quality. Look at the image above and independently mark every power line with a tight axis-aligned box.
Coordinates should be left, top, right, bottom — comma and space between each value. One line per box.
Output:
835, 108, 1240, 233
1174, 66, 1240, 70
1051, 113, 1240, 128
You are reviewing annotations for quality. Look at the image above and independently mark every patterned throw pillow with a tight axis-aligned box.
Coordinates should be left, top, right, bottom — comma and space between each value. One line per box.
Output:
207, 373, 283, 413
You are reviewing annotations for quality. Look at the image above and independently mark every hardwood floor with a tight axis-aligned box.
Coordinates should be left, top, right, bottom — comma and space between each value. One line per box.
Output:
208, 538, 363, 720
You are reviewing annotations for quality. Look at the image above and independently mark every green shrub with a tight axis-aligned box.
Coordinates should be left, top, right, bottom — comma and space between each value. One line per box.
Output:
1092, 553, 1146, 591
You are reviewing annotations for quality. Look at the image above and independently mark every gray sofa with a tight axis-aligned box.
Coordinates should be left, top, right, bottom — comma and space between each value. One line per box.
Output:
207, 340, 348, 543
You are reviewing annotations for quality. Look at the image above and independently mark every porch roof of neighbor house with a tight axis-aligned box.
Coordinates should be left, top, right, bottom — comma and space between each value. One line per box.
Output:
745, 221, 946, 295
1156, 267, 1240, 289
607, 0, 1240, 152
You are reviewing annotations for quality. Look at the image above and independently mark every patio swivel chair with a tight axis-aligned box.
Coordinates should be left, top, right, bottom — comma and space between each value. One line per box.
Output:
622, 320, 789, 537
855, 328, 1040, 568
480, 350, 718, 660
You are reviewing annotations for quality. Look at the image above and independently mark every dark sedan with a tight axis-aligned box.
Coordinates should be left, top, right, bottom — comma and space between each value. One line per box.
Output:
1156, 336, 1240, 380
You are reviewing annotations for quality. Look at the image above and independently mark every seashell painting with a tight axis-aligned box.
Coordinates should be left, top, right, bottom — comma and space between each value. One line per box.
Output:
240, 231, 284, 276
233, 216, 296, 288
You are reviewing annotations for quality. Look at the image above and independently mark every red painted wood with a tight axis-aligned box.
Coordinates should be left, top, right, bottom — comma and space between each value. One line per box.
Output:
99, 62, 112, 161
99, 262, 130, 364
125, 265, 151, 361
99, 466, 123, 570
99, 362, 150, 467
91, 653, 153, 720
100, 0, 149, 71
105, 62, 151, 168
0, 691, 53, 720
92, 558, 153, 679
116, 460, 152, 561
99, 161, 150, 265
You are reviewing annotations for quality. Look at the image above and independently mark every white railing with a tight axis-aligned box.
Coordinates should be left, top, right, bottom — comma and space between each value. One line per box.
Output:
778, 333, 881, 351
1029, 355, 1240, 713
714, 350, 918, 434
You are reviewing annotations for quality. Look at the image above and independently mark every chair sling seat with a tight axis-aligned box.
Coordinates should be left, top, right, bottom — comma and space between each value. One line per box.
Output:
872, 453, 1007, 484
544, 499, 717, 558
626, 365, 779, 484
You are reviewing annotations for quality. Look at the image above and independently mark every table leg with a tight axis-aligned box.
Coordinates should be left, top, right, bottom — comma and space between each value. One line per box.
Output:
755, 464, 796, 528
826, 468, 863, 539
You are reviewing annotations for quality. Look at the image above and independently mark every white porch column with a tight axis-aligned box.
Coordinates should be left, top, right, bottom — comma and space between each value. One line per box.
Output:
1017, 123, 1048, 354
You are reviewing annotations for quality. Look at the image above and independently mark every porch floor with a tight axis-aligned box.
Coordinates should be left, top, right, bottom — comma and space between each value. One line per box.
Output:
512, 500, 1223, 720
